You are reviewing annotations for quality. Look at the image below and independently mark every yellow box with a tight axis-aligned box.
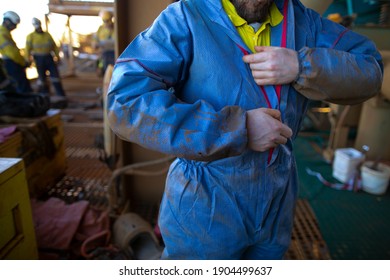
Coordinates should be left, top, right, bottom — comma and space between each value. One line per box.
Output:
0, 131, 22, 157
0, 110, 67, 196
0, 158, 38, 259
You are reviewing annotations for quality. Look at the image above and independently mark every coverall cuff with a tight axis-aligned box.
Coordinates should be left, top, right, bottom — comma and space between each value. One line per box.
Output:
293, 47, 308, 84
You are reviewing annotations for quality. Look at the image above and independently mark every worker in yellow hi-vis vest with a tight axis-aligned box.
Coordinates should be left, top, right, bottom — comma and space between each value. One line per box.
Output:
26, 17, 66, 97
0, 11, 33, 93
92, 10, 115, 77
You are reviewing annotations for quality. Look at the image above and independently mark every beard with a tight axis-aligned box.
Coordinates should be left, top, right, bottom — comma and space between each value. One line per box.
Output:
230, 0, 274, 23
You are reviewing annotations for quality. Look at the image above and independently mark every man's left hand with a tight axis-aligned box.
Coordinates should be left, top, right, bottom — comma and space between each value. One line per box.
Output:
242, 46, 299, 86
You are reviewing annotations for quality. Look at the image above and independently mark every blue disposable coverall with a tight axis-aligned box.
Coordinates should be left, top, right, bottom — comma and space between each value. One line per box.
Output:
107, 0, 383, 259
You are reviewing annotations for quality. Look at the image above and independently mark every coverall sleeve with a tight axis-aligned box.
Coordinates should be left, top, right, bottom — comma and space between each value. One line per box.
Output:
107, 7, 247, 161
293, 12, 383, 105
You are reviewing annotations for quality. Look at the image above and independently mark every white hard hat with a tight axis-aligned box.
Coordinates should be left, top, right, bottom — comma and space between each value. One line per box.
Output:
32, 17, 41, 27
3, 11, 20, 25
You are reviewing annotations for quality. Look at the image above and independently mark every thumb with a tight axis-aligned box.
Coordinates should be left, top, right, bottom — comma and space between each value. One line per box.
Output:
264, 108, 281, 121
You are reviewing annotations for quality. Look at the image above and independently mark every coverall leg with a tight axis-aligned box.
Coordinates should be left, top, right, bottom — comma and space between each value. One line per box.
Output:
2, 58, 32, 93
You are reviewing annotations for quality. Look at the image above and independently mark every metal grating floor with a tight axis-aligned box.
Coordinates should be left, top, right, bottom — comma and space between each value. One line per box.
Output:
63, 124, 104, 148
62, 123, 111, 180
285, 199, 331, 259
43, 125, 112, 209
46, 175, 109, 210
43, 72, 113, 210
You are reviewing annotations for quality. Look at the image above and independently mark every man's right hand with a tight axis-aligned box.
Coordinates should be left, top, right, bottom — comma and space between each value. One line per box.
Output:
246, 108, 293, 152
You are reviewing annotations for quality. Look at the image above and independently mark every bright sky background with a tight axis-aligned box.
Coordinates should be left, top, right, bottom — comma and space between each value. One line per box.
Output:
1, 0, 101, 48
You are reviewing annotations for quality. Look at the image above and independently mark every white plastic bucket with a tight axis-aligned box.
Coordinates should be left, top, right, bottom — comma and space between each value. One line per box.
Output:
361, 162, 390, 195
332, 148, 365, 183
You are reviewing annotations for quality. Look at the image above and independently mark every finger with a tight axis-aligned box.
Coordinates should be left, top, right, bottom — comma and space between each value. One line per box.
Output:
263, 108, 281, 120
242, 54, 252, 63
242, 53, 268, 64
251, 70, 276, 79
279, 124, 293, 138
249, 63, 269, 71
255, 45, 280, 53
274, 135, 288, 145
254, 77, 279, 86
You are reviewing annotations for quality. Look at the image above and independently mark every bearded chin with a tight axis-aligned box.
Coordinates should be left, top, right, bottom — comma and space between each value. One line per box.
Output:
232, 1, 273, 23
242, 8, 269, 23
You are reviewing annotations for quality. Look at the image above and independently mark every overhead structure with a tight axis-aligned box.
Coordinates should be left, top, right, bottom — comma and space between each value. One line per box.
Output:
47, 0, 114, 76
48, 0, 114, 16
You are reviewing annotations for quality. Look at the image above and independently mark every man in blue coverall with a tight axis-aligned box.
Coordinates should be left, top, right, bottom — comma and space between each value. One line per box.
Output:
107, 0, 383, 259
